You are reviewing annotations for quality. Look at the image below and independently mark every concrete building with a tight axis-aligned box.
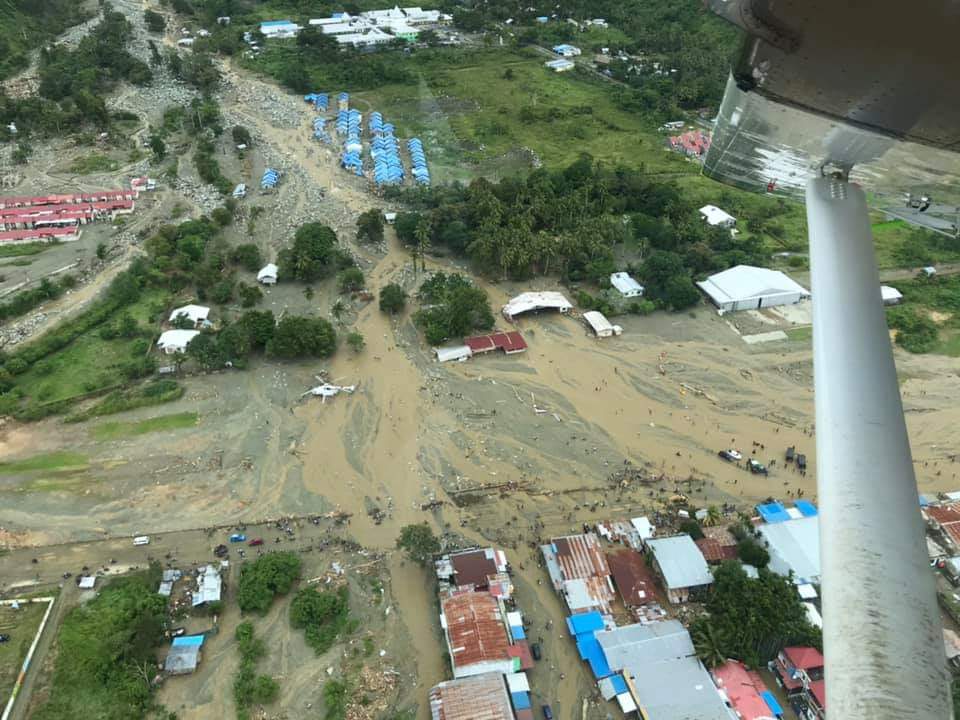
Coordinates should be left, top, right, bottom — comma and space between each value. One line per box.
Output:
646, 535, 713, 603
545, 58, 575, 72
502, 291, 572, 320
881, 284, 903, 305
610, 271, 643, 298
157, 329, 200, 354
553, 43, 582, 57
259, 20, 300, 38
697, 265, 811, 313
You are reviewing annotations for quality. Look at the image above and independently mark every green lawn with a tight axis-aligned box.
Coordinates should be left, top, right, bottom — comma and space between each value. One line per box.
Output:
68, 153, 119, 175
0, 601, 49, 701
0, 242, 55, 258
92, 411, 198, 440
785, 326, 813, 343
0, 451, 88, 474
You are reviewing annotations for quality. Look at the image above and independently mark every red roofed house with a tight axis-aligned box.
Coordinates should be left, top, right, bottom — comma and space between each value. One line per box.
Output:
541, 533, 616, 613
695, 537, 739, 564
805, 679, 826, 719
712, 660, 780, 720
924, 504, 960, 549
464, 331, 528, 355
440, 591, 516, 678
770, 646, 824, 697
606, 549, 654, 606
429, 672, 515, 720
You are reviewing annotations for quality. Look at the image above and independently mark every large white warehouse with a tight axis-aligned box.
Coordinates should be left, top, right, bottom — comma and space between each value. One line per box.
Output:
697, 265, 810, 314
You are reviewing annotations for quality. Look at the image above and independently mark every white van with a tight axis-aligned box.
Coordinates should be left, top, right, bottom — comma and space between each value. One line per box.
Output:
133, 536, 150, 546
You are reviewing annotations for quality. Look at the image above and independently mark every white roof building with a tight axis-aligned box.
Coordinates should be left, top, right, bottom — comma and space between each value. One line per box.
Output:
192, 564, 222, 606
435, 345, 472, 363
583, 310, 622, 338
168, 304, 210, 326
545, 58, 576, 72
610, 271, 644, 298
157, 329, 200, 354
881, 285, 903, 305
257, 263, 278, 285
260, 20, 300, 38
697, 265, 810, 314
757, 515, 821, 584
502, 291, 572, 320
631, 516, 655, 541
646, 536, 713, 592
699, 204, 737, 227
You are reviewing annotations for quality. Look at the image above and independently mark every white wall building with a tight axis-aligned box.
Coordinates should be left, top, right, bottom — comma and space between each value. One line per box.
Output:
699, 204, 737, 228
610, 271, 644, 298
257, 263, 278, 285
157, 329, 200, 354
583, 311, 622, 338
259, 20, 301, 38
502, 291, 572, 320
697, 265, 810, 314
881, 285, 903, 305
168, 304, 210, 327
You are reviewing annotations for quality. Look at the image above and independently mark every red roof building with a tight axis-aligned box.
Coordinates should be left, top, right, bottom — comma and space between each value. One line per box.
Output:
449, 548, 509, 590
440, 591, 516, 678
507, 640, 534, 670
0, 226, 81, 243
925, 504, 960, 547
606, 549, 654, 606
429, 672, 515, 720
695, 538, 739, 563
464, 331, 528, 355
712, 661, 777, 720
783, 646, 825, 671
807, 679, 826, 718
772, 646, 824, 695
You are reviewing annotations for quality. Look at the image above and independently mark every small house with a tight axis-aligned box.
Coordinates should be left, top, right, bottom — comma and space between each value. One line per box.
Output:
552, 43, 581, 57
583, 310, 622, 338
880, 285, 903, 305
232, 183, 247, 199
610, 271, 644, 298
646, 535, 713, 604
257, 263, 278, 285
384, 211, 397, 224
545, 58, 575, 72
157, 329, 200, 355
502, 291, 572, 320
923, 266, 937, 277
435, 345, 472, 363
168, 304, 210, 328
699, 204, 737, 228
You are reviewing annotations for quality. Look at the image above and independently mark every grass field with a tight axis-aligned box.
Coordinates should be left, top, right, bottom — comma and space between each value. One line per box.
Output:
0, 451, 88, 474
92, 411, 198, 440
887, 274, 960, 355
785, 326, 812, 343
0, 601, 49, 702
0, 242, 54, 259
12, 288, 170, 407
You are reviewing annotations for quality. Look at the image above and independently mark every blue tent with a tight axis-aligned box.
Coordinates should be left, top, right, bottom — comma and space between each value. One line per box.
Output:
511, 692, 531, 710
172, 635, 205, 647
757, 501, 791, 523
761, 690, 784, 717
795, 500, 818, 517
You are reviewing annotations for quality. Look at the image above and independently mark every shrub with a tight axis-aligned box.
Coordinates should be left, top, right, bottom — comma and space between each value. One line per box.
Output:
379, 283, 406, 314
337, 267, 365, 293
396, 523, 440, 565
346, 331, 365, 353
679, 519, 704, 540
238, 283, 263, 308
266, 316, 336, 359
236, 552, 303, 613
231, 243, 262, 272
290, 586, 351, 655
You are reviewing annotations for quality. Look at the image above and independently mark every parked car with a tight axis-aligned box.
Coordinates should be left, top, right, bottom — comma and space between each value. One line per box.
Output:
718, 449, 742, 462
785, 446, 795, 462
248, 538, 264, 546
748, 459, 769, 475
214, 544, 229, 557
169, 627, 186, 638
0, 634, 9, 643
542, 705, 553, 720
133, 535, 150, 546
530, 642, 542, 661
229, 533, 246, 543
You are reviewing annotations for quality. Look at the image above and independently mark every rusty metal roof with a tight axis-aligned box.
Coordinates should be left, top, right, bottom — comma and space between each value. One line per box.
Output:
429, 673, 514, 720
553, 533, 611, 580
450, 549, 505, 590
606, 549, 654, 606
442, 591, 512, 674
695, 538, 738, 563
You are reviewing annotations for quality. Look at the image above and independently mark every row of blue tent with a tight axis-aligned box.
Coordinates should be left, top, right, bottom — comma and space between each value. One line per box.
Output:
369, 111, 405, 185
407, 138, 430, 186
336, 109, 362, 137
303, 93, 328, 111
261, 168, 280, 189
312, 117, 331, 143
338, 92, 349, 110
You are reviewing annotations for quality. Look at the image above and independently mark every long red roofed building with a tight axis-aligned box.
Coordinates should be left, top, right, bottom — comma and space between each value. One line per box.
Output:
440, 591, 516, 678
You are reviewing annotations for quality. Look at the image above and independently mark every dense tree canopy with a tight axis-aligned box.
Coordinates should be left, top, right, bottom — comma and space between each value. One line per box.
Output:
414, 273, 495, 345
379, 283, 407, 314
237, 551, 303, 613
278, 223, 353, 283
266, 316, 337, 359
691, 561, 820, 669
356, 208, 385, 244
396, 522, 441, 565
290, 585, 351, 655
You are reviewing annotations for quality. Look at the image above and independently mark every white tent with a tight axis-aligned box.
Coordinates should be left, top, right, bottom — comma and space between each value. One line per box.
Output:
610, 272, 644, 298
168, 304, 210, 326
699, 204, 737, 227
157, 329, 200, 354
502, 291, 572, 320
257, 263, 278, 285
583, 310, 622, 338
881, 285, 903, 305
434, 345, 472, 363
697, 265, 810, 313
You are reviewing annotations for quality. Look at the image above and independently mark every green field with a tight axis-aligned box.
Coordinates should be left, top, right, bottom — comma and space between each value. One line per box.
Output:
785, 326, 813, 343
0, 242, 54, 259
92, 411, 198, 440
0, 451, 88, 475
0, 601, 49, 701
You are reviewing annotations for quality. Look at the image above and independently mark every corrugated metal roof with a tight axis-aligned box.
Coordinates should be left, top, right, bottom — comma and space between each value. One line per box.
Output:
596, 621, 695, 669
429, 673, 514, 720
757, 516, 821, 583
606, 549, 654, 605
441, 591, 512, 674
553, 534, 611, 581
695, 538, 738, 563
449, 549, 503, 589
712, 661, 776, 720
164, 645, 200, 674
647, 535, 713, 589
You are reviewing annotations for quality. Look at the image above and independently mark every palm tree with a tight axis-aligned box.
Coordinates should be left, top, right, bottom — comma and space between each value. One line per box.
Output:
414, 217, 431, 273
331, 299, 345, 324
704, 505, 722, 527
692, 621, 727, 669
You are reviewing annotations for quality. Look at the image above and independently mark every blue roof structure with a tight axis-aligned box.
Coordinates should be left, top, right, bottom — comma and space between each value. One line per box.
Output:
511, 624, 526, 640
553, 43, 576, 53
610, 674, 628, 695
511, 692, 531, 710
260, 169, 280, 189
172, 635, 205, 647
757, 501, 791, 523
795, 500, 818, 517
576, 635, 612, 679
761, 690, 784, 716
566, 611, 604, 636
261, 20, 294, 27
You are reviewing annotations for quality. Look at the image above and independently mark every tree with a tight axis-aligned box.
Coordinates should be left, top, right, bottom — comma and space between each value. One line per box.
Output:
663, 274, 700, 310
238, 310, 275, 347
144, 9, 165, 33
278, 223, 350, 283
346, 331, 365, 353
290, 585, 351, 655
237, 552, 303, 613
149, 134, 166, 161
414, 216, 432, 272
737, 538, 770, 569
330, 299, 345, 324
396, 523, 440, 565
337, 267, 365, 293
678, 519, 704, 540
414, 273, 494, 345
419, 29, 440, 46
96, 242, 108, 260
231, 125, 252, 148
231, 243, 262, 272
692, 621, 727, 669
394, 212, 422, 246
690, 562, 820, 668
356, 209, 385, 244
379, 283, 406, 314
266, 316, 336, 359
238, 283, 262, 308
703, 505, 722, 527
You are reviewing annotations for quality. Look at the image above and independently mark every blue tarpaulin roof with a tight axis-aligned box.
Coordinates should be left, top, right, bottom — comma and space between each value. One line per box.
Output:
567, 611, 604, 636
610, 674, 628, 695
511, 625, 526, 640
761, 690, 784, 716
757, 502, 791, 523
172, 635, 205, 647
511, 692, 531, 710
795, 500, 818, 517
575, 635, 612, 679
